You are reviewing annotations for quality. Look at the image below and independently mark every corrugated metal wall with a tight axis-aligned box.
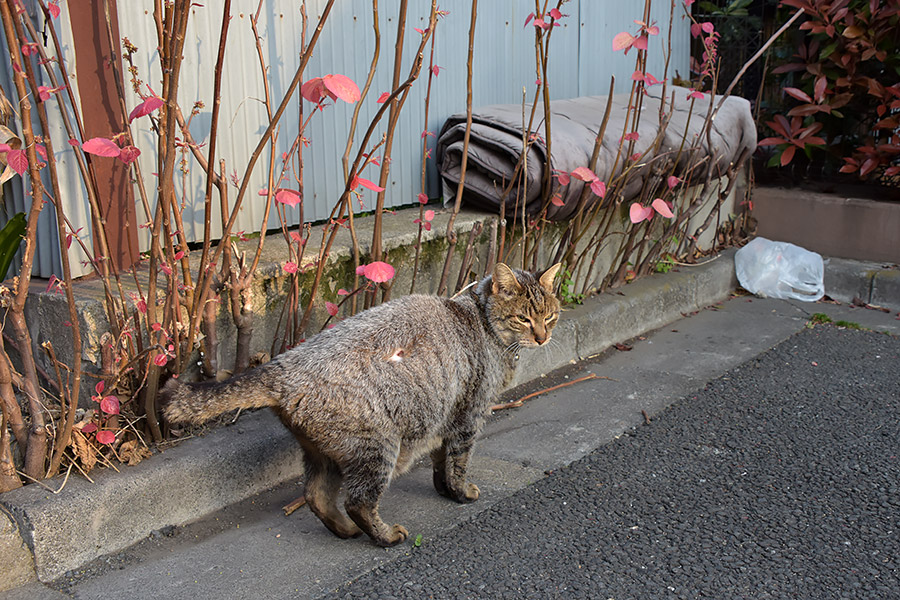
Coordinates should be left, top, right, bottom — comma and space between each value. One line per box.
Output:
4, 0, 688, 278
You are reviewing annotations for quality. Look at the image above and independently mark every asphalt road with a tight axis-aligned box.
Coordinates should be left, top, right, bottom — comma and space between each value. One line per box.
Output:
325, 325, 899, 600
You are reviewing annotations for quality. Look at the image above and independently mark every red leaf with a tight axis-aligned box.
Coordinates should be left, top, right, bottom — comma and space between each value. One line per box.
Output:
651, 198, 674, 218
47, 2, 60, 18
633, 35, 648, 51
82, 137, 121, 157
100, 395, 120, 415
549, 8, 563, 19
417, 192, 428, 204
686, 90, 704, 101
67, 138, 80, 147
554, 170, 570, 186
301, 78, 328, 103
623, 132, 640, 142
118, 145, 141, 165
7, 149, 27, 174
647, 25, 659, 36
784, 87, 812, 103
590, 179, 607, 198
128, 96, 164, 123
377, 92, 390, 103
701, 22, 715, 34
859, 158, 878, 177
424, 209, 435, 222
757, 136, 786, 147
284, 261, 298, 274
153, 353, 168, 367
524, 12, 534, 27
361, 261, 395, 283
629, 203, 653, 223
81, 422, 97, 434
780, 145, 797, 166
550, 194, 565, 207
96, 430, 116, 445
353, 176, 384, 192
275, 189, 302, 207
95, 381, 105, 396
612, 31, 635, 52
325, 301, 339, 317
570, 166, 598, 182
322, 74, 361, 103
667, 175, 680, 189
337, 288, 349, 296
37, 85, 51, 101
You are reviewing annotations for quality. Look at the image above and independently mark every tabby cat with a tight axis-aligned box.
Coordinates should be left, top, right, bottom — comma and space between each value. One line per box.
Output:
162, 262, 562, 546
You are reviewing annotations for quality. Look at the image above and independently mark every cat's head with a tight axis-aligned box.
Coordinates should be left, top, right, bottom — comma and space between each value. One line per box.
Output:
483, 262, 562, 349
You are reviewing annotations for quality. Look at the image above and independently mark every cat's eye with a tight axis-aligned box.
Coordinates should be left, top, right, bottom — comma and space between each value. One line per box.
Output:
545, 314, 558, 324
514, 315, 530, 325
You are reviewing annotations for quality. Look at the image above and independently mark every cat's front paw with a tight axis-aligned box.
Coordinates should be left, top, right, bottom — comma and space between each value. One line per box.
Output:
374, 524, 409, 547
450, 482, 479, 503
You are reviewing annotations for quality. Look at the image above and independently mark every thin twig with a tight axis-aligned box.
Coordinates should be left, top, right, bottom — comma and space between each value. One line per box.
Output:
491, 374, 612, 411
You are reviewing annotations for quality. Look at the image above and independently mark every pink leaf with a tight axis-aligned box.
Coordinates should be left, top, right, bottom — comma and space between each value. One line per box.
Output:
275, 189, 302, 207
651, 198, 674, 218
81, 422, 97, 434
68, 138, 80, 147
38, 85, 51, 101
118, 145, 141, 165
623, 132, 640, 142
590, 179, 607, 198
686, 90, 704, 100
95, 381, 105, 396
153, 353, 168, 367
629, 203, 653, 224
691, 23, 702, 38
550, 194, 565, 207
173, 250, 185, 261
47, 2, 60, 18
524, 12, 534, 27
128, 96, 164, 123
632, 70, 645, 82
647, 25, 660, 36
549, 8, 564, 19
355, 265, 367, 276
96, 430, 116, 445
0, 143, 9, 153
35, 144, 47, 161
633, 35, 648, 51
7, 149, 28, 175
667, 175, 681, 189
353, 176, 384, 192
325, 301, 339, 317
361, 261, 395, 283
417, 192, 428, 205
82, 137, 121, 157
555, 170, 570, 186
337, 288, 349, 296
322, 74, 361, 103
424, 209, 435, 222
533, 18, 549, 30
377, 92, 390, 103
301, 77, 329, 103
100, 395, 120, 415
431, 65, 442, 77
612, 31, 635, 52
284, 261, 298, 274
570, 166, 598, 182
701, 22, 715, 34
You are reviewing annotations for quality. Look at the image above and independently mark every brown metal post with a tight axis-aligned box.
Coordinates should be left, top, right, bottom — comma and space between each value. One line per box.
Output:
68, 0, 138, 272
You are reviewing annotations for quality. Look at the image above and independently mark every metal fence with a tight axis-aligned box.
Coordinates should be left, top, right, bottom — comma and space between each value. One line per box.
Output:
2, 1, 689, 278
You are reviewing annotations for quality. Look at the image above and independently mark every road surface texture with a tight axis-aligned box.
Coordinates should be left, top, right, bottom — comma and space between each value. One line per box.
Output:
326, 324, 898, 599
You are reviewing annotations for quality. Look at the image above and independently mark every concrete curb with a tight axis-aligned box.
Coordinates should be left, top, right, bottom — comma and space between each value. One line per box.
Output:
823, 257, 900, 311
2, 247, 886, 583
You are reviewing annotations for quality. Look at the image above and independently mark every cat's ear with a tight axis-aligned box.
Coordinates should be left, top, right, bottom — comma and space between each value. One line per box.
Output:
492, 263, 522, 295
539, 263, 562, 293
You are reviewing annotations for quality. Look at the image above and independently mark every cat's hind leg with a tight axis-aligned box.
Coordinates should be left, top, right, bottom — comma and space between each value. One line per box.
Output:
342, 440, 409, 547
303, 448, 363, 539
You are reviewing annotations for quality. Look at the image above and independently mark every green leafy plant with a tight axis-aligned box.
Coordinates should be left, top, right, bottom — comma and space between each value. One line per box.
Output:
0, 212, 25, 281
761, 0, 900, 179
558, 269, 584, 305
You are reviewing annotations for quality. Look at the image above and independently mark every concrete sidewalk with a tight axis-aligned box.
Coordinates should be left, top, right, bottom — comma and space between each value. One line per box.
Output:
1, 253, 897, 598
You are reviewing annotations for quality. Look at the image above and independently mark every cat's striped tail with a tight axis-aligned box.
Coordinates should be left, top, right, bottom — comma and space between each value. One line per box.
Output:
161, 370, 281, 425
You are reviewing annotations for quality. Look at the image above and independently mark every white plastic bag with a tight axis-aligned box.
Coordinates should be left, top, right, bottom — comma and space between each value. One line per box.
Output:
734, 237, 824, 302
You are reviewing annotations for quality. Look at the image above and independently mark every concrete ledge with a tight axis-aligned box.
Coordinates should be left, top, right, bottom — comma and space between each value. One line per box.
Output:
1, 249, 740, 583
824, 257, 900, 312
